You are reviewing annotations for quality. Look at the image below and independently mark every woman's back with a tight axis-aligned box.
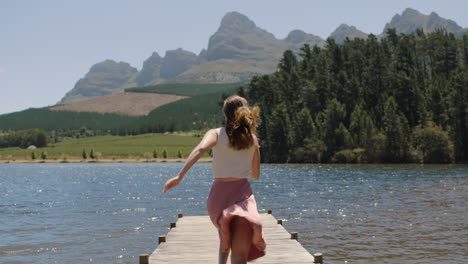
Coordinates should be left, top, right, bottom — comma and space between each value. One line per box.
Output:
212, 127, 255, 179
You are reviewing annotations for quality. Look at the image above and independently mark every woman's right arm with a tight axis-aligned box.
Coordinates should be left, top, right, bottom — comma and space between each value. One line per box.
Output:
162, 129, 217, 193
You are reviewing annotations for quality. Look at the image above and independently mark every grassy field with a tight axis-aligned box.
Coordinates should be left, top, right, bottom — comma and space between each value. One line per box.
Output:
0, 133, 207, 161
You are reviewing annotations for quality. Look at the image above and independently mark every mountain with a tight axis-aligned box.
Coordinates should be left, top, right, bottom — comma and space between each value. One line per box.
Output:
329, 24, 368, 44
60, 11, 329, 103
177, 12, 285, 83
177, 13, 327, 84
383, 8, 463, 35
59, 8, 466, 104
205, 11, 283, 62
135, 52, 163, 86
160, 48, 199, 79
285, 29, 325, 47
59, 60, 138, 104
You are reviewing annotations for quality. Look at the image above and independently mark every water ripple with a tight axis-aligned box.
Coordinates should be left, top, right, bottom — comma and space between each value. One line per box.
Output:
0, 163, 466, 263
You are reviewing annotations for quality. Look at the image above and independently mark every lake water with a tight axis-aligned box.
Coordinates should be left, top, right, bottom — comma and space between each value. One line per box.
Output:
0, 163, 466, 264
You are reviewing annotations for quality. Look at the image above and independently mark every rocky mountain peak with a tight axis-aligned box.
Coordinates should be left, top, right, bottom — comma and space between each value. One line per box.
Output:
401, 7, 421, 17
58, 60, 138, 104
160, 48, 198, 79
136, 52, 163, 86
89, 60, 137, 74
59, 8, 467, 104
285, 30, 308, 43
218, 11, 256, 34
384, 8, 462, 34
429, 12, 440, 19
329, 24, 368, 44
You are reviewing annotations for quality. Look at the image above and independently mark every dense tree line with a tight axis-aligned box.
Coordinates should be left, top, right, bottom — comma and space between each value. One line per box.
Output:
0, 108, 136, 131
0, 129, 48, 148
240, 29, 467, 163
0, 90, 235, 137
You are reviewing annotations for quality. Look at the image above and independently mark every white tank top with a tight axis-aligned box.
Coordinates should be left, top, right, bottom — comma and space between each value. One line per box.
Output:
211, 127, 255, 179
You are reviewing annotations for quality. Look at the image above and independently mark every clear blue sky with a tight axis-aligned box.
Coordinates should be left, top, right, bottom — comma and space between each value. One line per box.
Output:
1, 0, 467, 115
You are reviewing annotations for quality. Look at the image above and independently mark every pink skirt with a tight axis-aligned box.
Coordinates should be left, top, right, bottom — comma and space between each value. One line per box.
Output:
207, 178, 266, 261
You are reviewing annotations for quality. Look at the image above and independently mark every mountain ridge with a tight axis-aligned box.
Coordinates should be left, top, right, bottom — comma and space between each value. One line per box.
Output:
58, 8, 466, 104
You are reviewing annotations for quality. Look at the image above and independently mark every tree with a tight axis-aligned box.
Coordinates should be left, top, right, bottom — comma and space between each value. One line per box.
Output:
267, 104, 290, 163
334, 123, 352, 150
448, 69, 467, 162
322, 99, 347, 159
349, 105, 376, 148
366, 133, 386, 163
291, 107, 316, 147
82, 149, 87, 159
90, 149, 95, 159
413, 122, 454, 163
382, 97, 410, 162
153, 149, 158, 159
162, 149, 167, 159
242, 29, 465, 163
177, 150, 182, 159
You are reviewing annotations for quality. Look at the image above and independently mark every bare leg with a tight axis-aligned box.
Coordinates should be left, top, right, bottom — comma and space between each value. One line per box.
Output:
218, 247, 230, 264
218, 230, 230, 264
230, 216, 253, 264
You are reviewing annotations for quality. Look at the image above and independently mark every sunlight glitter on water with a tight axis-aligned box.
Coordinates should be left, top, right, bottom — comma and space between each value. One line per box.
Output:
0, 163, 467, 264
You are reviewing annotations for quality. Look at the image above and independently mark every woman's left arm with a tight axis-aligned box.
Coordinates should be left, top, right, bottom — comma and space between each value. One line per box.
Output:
251, 136, 260, 180
162, 129, 218, 193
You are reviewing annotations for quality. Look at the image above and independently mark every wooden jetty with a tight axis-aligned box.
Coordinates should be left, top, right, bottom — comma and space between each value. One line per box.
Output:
140, 210, 323, 264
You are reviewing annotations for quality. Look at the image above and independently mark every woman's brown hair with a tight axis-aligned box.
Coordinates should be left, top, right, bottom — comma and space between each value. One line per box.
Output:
223, 95, 260, 150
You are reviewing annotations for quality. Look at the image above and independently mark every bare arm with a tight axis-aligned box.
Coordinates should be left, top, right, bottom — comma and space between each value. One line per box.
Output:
162, 129, 218, 193
251, 136, 260, 180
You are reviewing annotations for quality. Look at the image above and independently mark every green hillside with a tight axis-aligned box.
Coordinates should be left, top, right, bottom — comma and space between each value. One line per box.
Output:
0, 82, 240, 133
120, 90, 233, 134
0, 108, 137, 131
125, 82, 243, 96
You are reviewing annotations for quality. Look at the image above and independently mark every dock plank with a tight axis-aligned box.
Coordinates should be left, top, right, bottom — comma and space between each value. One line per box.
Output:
148, 214, 318, 264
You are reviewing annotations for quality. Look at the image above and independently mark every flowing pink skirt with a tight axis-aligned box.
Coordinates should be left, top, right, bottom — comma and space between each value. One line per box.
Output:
207, 178, 266, 261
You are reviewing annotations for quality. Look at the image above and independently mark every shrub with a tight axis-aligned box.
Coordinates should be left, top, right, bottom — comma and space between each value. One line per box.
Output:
413, 122, 454, 163
289, 138, 326, 163
366, 133, 386, 163
332, 149, 357, 163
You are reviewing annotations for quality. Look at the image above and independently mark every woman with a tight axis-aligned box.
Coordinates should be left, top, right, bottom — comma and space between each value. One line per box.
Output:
162, 95, 266, 264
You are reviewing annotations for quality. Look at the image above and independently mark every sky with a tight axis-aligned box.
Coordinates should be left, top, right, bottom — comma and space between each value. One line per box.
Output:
1, 0, 467, 115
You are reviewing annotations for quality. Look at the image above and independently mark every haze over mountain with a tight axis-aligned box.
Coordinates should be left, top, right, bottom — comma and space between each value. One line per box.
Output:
329, 24, 369, 44
59, 8, 466, 104
383, 8, 463, 35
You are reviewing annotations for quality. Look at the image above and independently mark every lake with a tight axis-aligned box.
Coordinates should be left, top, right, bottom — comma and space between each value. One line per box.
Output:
0, 163, 466, 263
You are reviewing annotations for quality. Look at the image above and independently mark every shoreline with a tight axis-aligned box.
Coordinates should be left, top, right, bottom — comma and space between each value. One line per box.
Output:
1, 159, 466, 166
0, 157, 213, 164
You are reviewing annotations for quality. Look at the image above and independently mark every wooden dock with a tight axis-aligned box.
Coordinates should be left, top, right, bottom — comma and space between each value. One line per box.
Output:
140, 211, 323, 264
